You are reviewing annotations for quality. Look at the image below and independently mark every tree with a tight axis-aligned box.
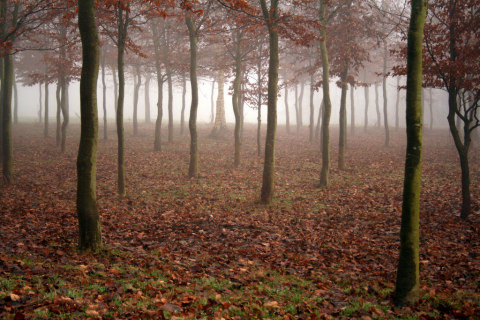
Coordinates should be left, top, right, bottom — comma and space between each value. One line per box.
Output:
259, 0, 278, 204
77, 0, 103, 251
393, 0, 427, 306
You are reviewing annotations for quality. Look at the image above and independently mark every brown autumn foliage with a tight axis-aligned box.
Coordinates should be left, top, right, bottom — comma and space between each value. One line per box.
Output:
0, 123, 479, 319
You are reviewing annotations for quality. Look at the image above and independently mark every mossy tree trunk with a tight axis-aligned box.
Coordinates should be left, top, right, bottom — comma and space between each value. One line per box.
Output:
383, 42, 390, 147
186, 16, 199, 178
318, 0, 334, 187
260, 0, 278, 204
0, 56, 3, 164
116, 4, 129, 198
77, 0, 103, 252
232, 29, 242, 168
338, 60, 348, 171
315, 98, 323, 141
394, 0, 427, 306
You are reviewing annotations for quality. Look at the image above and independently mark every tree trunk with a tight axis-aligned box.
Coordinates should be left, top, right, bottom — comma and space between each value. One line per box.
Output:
77, 0, 103, 252
294, 82, 299, 133
315, 98, 323, 141
309, 72, 314, 142
167, 68, 173, 143
257, 50, 262, 157
350, 83, 355, 135
39, 82, 42, 123
0, 56, 3, 164
186, 16, 199, 178
383, 43, 390, 147
116, 5, 128, 198
210, 79, 215, 124
260, 0, 278, 204
240, 70, 245, 137
13, 70, 17, 125
319, 0, 333, 187
299, 80, 304, 128
395, 76, 400, 131
232, 30, 242, 168
112, 65, 118, 112
44, 82, 49, 138
101, 46, 107, 140
283, 71, 290, 134
338, 61, 348, 171
56, 82, 61, 145
152, 20, 163, 151
60, 25, 68, 154
364, 69, 369, 132
394, 0, 427, 306
2, 53, 14, 184
145, 74, 151, 124
375, 82, 380, 127
133, 65, 140, 136
210, 68, 227, 137
429, 88, 433, 130
180, 72, 186, 135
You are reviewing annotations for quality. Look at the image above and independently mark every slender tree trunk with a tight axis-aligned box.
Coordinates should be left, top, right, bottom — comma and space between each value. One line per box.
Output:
13, 70, 17, 125
240, 70, 245, 137
101, 46, 107, 140
350, 83, 355, 135
294, 82, 299, 133
39, 82, 42, 123
394, 0, 427, 306
319, 0, 333, 187
210, 79, 215, 124
152, 20, 163, 151
299, 80, 304, 128
210, 68, 227, 137
383, 43, 390, 147
429, 88, 433, 130
77, 0, 103, 252
257, 51, 262, 157
56, 81, 61, 145
364, 70, 369, 132
145, 74, 151, 124
116, 5, 128, 197
260, 0, 278, 204
338, 61, 349, 171
180, 72, 186, 135
133, 65, 140, 136
112, 65, 118, 112
186, 16, 199, 178
60, 25, 68, 154
283, 71, 290, 134
309, 72, 314, 142
167, 69, 173, 143
395, 76, 400, 131
375, 82, 380, 127
2, 53, 14, 184
44, 82, 49, 138
315, 98, 323, 141
232, 30, 242, 168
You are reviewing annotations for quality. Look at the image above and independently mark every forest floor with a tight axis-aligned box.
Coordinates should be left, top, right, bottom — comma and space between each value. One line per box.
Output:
1, 122, 479, 320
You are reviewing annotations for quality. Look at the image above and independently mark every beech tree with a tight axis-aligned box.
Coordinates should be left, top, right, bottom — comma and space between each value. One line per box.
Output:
394, 0, 427, 306
77, 0, 103, 251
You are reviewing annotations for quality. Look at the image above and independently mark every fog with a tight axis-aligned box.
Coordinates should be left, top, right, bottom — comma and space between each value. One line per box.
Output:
15, 75, 451, 130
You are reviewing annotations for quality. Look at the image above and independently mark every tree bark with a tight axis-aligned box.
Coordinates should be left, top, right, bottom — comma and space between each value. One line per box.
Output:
394, 0, 427, 306
145, 74, 151, 124
167, 68, 173, 143
56, 82, 61, 145
232, 30, 242, 168
260, 0, 278, 204
186, 16, 199, 178
338, 61, 349, 171
77, 0, 102, 252
101, 45, 107, 140
319, 0, 333, 187
112, 65, 118, 112
180, 72, 186, 135
210, 68, 227, 137
383, 42, 390, 147
116, 4, 128, 197
350, 83, 355, 135
2, 53, 14, 184
152, 20, 163, 152
133, 64, 140, 136
44, 81, 49, 138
